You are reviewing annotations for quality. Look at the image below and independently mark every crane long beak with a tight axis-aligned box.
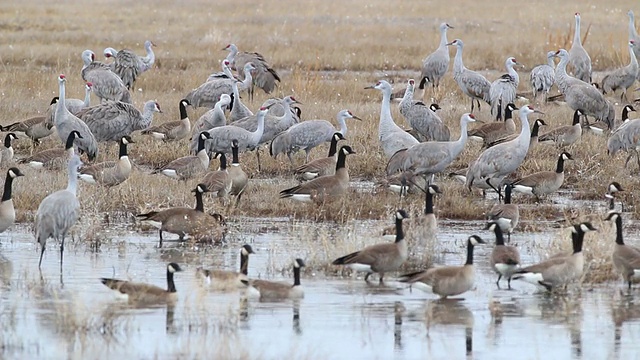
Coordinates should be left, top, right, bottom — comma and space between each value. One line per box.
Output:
445, 41, 455, 46
352, 115, 362, 121
364, 85, 375, 89
533, 110, 545, 115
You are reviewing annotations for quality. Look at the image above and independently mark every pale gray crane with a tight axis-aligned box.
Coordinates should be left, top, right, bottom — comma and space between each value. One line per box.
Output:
490, 57, 519, 121
418, 23, 453, 93
607, 117, 640, 169
399, 79, 450, 141
447, 39, 491, 112
555, 49, 615, 129
45, 82, 92, 127
465, 106, 542, 196
365, 80, 419, 158
36, 154, 82, 269
54, 75, 98, 161
140, 40, 156, 72
569, 13, 592, 83
530, 51, 556, 102
77, 100, 161, 142
601, 41, 638, 102
270, 109, 360, 163
223, 43, 281, 99
190, 94, 232, 153
386, 113, 476, 179
185, 61, 253, 108
229, 79, 253, 121
204, 106, 270, 156
81, 50, 131, 103
103, 47, 144, 90
629, 11, 640, 61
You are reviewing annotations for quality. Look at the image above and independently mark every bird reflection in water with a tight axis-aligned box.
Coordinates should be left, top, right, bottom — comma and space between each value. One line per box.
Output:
424, 300, 474, 356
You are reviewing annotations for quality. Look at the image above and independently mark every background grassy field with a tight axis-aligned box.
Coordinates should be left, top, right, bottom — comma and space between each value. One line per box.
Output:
0, 0, 638, 228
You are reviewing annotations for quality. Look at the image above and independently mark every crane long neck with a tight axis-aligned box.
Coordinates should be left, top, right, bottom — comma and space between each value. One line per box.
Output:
66, 161, 79, 195
194, 191, 205, 212
57, 80, 68, 119
629, 44, 638, 66
519, 113, 531, 141
239, 252, 250, 275
379, 87, 393, 129
574, 16, 582, 45
243, 68, 253, 88
453, 46, 465, 72
494, 226, 506, 246
630, 13, 638, 38
225, 46, 238, 63
614, 217, 624, 245
506, 63, 519, 85
253, 111, 266, 143
456, 118, 469, 148
2, 175, 15, 202
547, 56, 555, 68
167, 269, 177, 293
439, 27, 448, 47
337, 115, 348, 137
83, 86, 91, 107
141, 103, 155, 127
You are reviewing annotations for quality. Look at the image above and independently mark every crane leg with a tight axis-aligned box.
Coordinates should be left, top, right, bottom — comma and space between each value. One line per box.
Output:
159, 230, 163, 248
60, 234, 65, 270
496, 274, 502, 289
255, 148, 262, 172
38, 242, 46, 269
470, 98, 475, 113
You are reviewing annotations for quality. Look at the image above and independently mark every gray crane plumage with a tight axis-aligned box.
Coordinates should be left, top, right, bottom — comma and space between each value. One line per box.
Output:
555, 49, 615, 129
230, 96, 299, 145
448, 39, 491, 112
419, 23, 453, 90
465, 106, 539, 193
36, 154, 82, 268
104, 47, 144, 90
140, 40, 156, 72
607, 118, 640, 168
81, 50, 131, 104
365, 80, 419, 158
629, 11, 640, 65
399, 79, 450, 141
229, 80, 253, 122
530, 51, 556, 102
190, 94, 231, 153
490, 57, 519, 121
45, 82, 92, 127
54, 75, 98, 161
77, 100, 161, 142
204, 106, 269, 155
186, 61, 252, 108
270, 109, 359, 163
224, 43, 281, 98
386, 113, 476, 177
601, 41, 638, 101
569, 13, 592, 83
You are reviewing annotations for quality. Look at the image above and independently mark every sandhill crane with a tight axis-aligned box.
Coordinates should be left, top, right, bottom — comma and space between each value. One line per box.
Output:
140, 40, 156, 72
18, 131, 81, 170
465, 106, 542, 195
601, 41, 638, 102
0, 167, 24, 234
190, 94, 231, 153
36, 154, 82, 269
223, 43, 281, 99
78, 136, 134, 187
142, 99, 191, 142
490, 57, 519, 121
447, 39, 491, 112
538, 109, 584, 147
204, 106, 270, 156
555, 49, 615, 129
569, 13, 592, 83
530, 51, 556, 102
365, 80, 419, 158
270, 109, 360, 163
607, 117, 640, 169
386, 113, 476, 178
185, 61, 254, 108
81, 50, 131, 103
103, 47, 144, 90
419, 23, 453, 94
45, 82, 92, 127
229, 80, 253, 121
77, 100, 161, 142
0, 133, 17, 168
399, 79, 450, 141
54, 75, 98, 161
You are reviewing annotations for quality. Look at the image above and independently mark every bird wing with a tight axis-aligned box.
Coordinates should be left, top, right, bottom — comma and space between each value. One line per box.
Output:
201, 170, 230, 193
493, 245, 521, 265
280, 175, 341, 196
513, 171, 555, 187
295, 156, 335, 175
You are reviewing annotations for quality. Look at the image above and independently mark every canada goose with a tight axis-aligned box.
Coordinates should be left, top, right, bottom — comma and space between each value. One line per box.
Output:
382, 185, 441, 246
486, 118, 547, 151
101, 262, 183, 304
242, 258, 305, 301
136, 184, 227, 247
333, 209, 409, 284
606, 181, 624, 211
18, 130, 81, 170
605, 212, 640, 289
0, 167, 24, 233
538, 109, 584, 147
153, 132, 212, 181
196, 245, 255, 289
398, 235, 485, 299
467, 103, 518, 147
280, 145, 355, 202
141, 99, 192, 142
228, 139, 248, 207
377, 170, 426, 198
487, 183, 519, 240
0, 133, 18, 167
78, 136, 133, 187
512, 222, 597, 291
511, 152, 573, 202
486, 221, 520, 289
200, 153, 232, 204
294, 132, 346, 181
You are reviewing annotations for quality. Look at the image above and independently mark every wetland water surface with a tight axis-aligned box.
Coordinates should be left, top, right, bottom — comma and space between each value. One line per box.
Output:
1, 218, 639, 360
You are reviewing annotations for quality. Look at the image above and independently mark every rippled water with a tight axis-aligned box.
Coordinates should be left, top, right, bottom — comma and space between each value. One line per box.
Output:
1, 217, 640, 360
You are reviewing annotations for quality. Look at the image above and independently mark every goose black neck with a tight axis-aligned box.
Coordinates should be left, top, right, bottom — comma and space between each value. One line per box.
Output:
555, 155, 565, 173
197, 134, 207, 153
293, 266, 301, 286
615, 216, 624, 245
240, 252, 249, 276
179, 101, 189, 120
65, 133, 76, 150
219, 153, 227, 170
229, 93, 235, 111
3, 135, 12, 148
335, 149, 348, 171
328, 137, 340, 157
465, 242, 476, 265
167, 269, 177, 293
571, 230, 585, 254
504, 106, 514, 121
609, 197, 615, 210
622, 107, 631, 121
194, 191, 205, 212
2, 174, 14, 202
395, 218, 405, 243
494, 226, 506, 246
50, 97, 59, 105
118, 140, 128, 158
424, 190, 434, 215
572, 111, 581, 126
531, 122, 541, 138
504, 186, 512, 204
231, 145, 240, 165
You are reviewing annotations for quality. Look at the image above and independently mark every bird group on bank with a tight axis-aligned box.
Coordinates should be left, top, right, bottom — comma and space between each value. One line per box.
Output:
1, 11, 640, 304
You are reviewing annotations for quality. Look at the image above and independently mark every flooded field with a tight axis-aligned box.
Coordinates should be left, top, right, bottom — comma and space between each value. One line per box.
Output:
1, 214, 639, 360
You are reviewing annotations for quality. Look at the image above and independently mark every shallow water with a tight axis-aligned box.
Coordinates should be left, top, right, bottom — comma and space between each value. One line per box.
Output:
1, 218, 640, 360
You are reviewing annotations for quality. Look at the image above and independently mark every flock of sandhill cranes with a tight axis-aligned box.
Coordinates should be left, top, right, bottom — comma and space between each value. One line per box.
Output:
2, 10, 640, 302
